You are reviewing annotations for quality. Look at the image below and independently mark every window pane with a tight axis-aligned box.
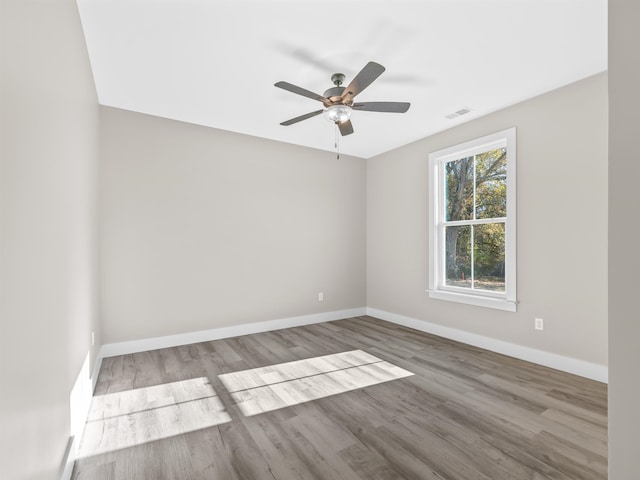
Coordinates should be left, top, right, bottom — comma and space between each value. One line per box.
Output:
445, 157, 474, 221
475, 148, 507, 219
445, 225, 471, 288
474, 223, 505, 292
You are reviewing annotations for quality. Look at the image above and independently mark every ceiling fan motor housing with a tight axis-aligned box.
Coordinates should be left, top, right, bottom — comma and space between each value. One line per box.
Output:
323, 73, 349, 104
323, 86, 347, 104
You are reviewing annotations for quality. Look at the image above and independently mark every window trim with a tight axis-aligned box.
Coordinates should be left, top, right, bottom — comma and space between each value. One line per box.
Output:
428, 128, 517, 312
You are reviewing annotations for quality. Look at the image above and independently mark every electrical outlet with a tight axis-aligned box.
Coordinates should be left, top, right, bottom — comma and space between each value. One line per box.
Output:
534, 318, 544, 331
318, 292, 324, 302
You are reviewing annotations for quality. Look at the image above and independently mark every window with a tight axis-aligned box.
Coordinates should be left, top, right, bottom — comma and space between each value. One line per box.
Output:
428, 128, 516, 311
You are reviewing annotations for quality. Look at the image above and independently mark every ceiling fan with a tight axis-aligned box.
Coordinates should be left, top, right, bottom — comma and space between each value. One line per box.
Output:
275, 61, 410, 136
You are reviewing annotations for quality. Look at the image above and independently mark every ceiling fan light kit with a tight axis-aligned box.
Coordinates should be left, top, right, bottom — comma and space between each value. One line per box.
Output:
323, 104, 352, 123
275, 61, 411, 137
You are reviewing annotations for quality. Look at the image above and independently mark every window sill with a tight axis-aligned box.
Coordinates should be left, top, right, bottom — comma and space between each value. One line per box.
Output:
427, 289, 517, 312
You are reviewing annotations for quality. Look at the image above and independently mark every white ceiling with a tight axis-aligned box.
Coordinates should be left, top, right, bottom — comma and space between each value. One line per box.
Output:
77, 0, 607, 159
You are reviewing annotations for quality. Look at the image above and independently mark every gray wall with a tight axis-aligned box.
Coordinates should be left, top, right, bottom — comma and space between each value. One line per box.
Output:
608, 1, 640, 477
367, 73, 608, 366
99, 107, 366, 344
0, 0, 100, 478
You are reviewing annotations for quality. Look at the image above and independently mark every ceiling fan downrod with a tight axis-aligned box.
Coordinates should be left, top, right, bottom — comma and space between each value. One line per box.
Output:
331, 73, 345, 87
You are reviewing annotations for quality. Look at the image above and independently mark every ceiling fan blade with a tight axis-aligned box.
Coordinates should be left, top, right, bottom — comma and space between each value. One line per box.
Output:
280, 109, 324, 126
352, 101, 411, 113
274, 81, 329, 103
341, 61, 386, 102
338, 119, 354, 136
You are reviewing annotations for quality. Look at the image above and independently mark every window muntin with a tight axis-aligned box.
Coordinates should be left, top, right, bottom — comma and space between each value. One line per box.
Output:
429, 128, 516, 311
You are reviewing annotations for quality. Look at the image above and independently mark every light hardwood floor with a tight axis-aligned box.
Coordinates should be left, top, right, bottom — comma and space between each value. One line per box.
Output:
72, 316, 607, 480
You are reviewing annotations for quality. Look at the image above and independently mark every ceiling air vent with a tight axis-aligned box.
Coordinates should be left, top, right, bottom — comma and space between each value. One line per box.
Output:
445, 107, 471, 120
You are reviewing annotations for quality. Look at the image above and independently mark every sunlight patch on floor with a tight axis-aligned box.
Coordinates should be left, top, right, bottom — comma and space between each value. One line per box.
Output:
219, 350, 413, 416
78, 377, 230, 457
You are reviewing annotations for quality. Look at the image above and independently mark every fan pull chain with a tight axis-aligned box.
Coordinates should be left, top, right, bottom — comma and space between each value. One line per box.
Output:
335, 123, 340, 159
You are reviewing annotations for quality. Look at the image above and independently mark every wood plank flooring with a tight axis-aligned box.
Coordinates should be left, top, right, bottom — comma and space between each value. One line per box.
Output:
72, 316, 608, 480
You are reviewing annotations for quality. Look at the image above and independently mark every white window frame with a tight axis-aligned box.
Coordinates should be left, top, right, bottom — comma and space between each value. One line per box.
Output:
428, 128, 517, 312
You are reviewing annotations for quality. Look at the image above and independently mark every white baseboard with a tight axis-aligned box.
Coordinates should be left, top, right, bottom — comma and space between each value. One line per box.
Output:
367, 307, 608, 383
58, 436, 76, 480
101, 308, 367, 358
98, 305, 607, 381
59, 351, 105, 480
